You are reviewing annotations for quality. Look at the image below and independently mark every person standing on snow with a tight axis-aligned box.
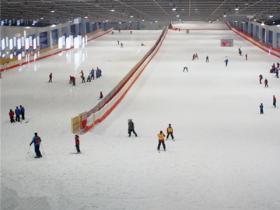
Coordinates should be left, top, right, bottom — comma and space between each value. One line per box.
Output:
128, 119, 137, 137
49, 73, 52, 83
273, 95, 277, 108
19, 105, 25, 120
15, 106, 21, 122
264, 79, 268, 88
157, 131, 166, 151
225, 58, 229, 67
259, 103, 264, 114
206, 56, 209, 62
30, 132, 42, 158
166, 124, 174, 141
259, 74, 263, 84
75, 135, 81, 153
9, 109, 15, 123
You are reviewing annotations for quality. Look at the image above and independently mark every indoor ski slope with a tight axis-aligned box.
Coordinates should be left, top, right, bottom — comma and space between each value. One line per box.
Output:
1, 26, 280, 210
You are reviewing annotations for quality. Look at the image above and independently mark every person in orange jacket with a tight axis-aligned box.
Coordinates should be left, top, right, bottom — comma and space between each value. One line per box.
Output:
166, 124, 174, 140
75, 135, 81, 153
157, 130, 166, 151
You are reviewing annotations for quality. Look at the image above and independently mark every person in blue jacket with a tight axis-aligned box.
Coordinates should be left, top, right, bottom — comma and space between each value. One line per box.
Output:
20, 105, 25, 120
15, 106, 21, 122
30, 132, 42, 158
259, 103, 264, 114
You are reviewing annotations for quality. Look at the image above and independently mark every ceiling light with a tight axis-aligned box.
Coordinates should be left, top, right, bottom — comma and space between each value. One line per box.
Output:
50, 10, 55, 13
51, 24, 56, 27
269, 15, 273, 18
234, 5, 239, 11
84, 16, 88, 19
172, 7, 176, 11
110, 9, 115, 12
155, 20, 158, 23
25, 26, 30, 29
130, 15, 134, 18
261, 22, 265, 26
40, 17, 44, 20
142, 19, 145, 22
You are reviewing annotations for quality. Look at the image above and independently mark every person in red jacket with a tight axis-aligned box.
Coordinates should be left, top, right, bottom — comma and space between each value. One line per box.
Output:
9, 109, 15, 123
75, 135, 81, 153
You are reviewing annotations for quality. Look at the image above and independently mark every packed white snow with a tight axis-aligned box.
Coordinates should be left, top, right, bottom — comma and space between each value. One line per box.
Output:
1, 26, 280, 210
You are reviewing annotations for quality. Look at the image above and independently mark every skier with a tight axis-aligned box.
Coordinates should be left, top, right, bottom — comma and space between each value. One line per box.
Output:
245, 54, 248, 60
30, 132, 42, 158
86, 75, 91, 82
157, 130, 166, 151
275, 68, 279, 78
259, 74, 263, 84
9, 109, 15, 123
264, 78, 268, 87
75, 135, 81, 153
117, 40, 120, 45
19, 105, 25, 120
128, 119, 137, 137
273, 95, 276, 108
183, 66, 188, 72
81, 74, 85, 83
206, 56, 209, 62
120, 42, 123, 48
259, 103, 264, 114
90, 68, 95, 80
166, 124, 174, 140
99, 91, 103, 99
225, 58, 229, 67
49, 73, 52, 82
238, 48, 242, 56
15, 106, 21, 122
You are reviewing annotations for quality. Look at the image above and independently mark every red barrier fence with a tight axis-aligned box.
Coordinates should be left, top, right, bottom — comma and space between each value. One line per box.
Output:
71, 27, 168, 134
225, 22, 280, 58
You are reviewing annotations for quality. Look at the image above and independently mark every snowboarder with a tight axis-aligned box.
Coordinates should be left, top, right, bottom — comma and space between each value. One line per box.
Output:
259, 74, 263, 84
128, 119, 137, 137
30, 132, 42, 158
206, 56, 209, 62
264, 78, 268, 87
15, 106, 21, 122
49, 73, 52, 83
166, 124, 174, 140
225, 58, 229, 67
75, 135, 80, 153
273, 95, 276, 108
157, 130, 166, 151
9, 109, 15, 123
183, 66, 188, 72
99, 91, 103, 99
259, 103, 264, 114
19, 105, 25, 120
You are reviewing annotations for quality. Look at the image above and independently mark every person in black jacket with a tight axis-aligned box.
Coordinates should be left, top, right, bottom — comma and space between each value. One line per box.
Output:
128, 119, 137, 137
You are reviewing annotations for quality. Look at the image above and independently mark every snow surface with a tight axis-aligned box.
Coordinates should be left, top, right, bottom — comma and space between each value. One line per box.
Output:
1, 27, 280, 210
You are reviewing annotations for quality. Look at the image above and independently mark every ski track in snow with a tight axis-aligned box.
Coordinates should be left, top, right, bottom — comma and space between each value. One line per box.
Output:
1, 27, 280, 210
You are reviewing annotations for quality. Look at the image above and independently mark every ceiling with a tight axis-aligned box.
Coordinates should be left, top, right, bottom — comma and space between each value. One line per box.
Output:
1, 0, 280, 25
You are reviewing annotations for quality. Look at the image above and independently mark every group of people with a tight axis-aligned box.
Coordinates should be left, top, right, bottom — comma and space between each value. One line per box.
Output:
68, 67, 103, 86
258, 63, 278, 114
127, 119, 175, 152
9, 105, 25, 123
270, 62, 279, 78
259, 95, 277, 114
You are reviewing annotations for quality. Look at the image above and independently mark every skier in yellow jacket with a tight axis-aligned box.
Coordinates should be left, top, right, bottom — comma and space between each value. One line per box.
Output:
166, 124, 174, 140
157, 131, 166, 151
